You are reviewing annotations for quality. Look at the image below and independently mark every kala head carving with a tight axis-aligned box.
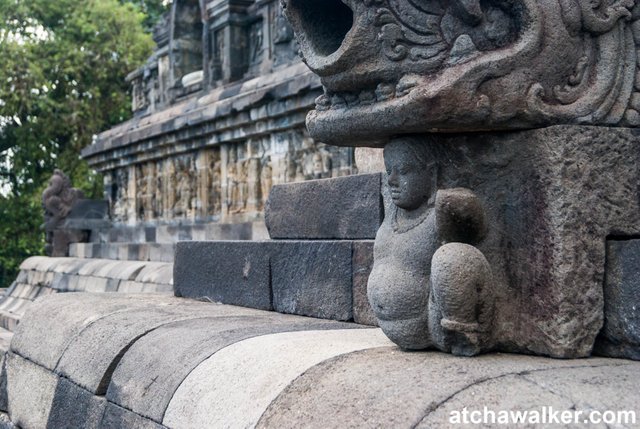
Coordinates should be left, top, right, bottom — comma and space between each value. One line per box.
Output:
283, 0, 640, 145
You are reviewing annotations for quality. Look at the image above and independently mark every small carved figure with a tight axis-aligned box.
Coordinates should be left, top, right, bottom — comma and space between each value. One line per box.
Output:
174, 160, 192, 218
260, 156, 273, 205
42, 170, 84, 230
367, 137, 494, 356
209, 160, 222, 216
42, 169, 85, 256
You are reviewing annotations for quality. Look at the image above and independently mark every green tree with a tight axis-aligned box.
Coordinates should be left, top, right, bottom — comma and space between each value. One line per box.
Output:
0, 0, 156, 287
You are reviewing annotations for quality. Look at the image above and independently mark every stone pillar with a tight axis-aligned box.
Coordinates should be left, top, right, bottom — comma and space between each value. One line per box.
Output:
196, 150, 210, 218
126, 165, 137, 226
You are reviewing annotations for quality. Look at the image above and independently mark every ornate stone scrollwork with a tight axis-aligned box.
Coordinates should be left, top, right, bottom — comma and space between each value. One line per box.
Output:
283, 0, 640, 145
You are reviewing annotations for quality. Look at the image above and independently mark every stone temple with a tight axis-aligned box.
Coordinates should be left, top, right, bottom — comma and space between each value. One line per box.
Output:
0, 0, 639, 428
84, 0, 356, 239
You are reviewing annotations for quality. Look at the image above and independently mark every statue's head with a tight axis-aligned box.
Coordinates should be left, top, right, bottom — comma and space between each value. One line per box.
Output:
384, 137, 435, 210
283, 0, 640, 146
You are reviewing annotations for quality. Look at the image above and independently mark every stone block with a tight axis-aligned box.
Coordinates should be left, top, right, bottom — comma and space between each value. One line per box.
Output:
83, 277, 112, 293
136, 264, 172, 285
352, 241, 377, 326
50, 273, 69, 291
134, 262, 172, 283
105, 261, 146, 281
149, 244, 175, 263
144, 227, 156, 243
77, 259, 110, 277
56, 301, 250, 395
265, 174, 382, 240
163, 329, 389, 429
595, 239, 640, 360
19, 257, 46, 271
205, 222, 253, 241
105, 315, 353, 421
174, 241, 273, 311
6, 353, 59, 429
68, 243, 79, 258
117, 281, 145, 293
106, 244, 120, 260
271, 241, 353, 321
136, 244, 150, 262
0, 353, 7, 412
10, 294, 181, 370
46, 377, 107, 429
100, 403, 167, 429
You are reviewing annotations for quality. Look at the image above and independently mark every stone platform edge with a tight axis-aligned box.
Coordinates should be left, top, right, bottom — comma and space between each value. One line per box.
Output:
2, 293, 639, 429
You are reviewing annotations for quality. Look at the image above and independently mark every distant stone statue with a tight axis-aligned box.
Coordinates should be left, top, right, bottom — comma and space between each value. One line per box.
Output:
42, 170, 84, 231
367, 138, 494, 356
42, 169, 86, 257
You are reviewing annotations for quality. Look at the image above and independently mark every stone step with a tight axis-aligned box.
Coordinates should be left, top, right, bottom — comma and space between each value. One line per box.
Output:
3, 293, 639, 429
91, 221, 269, 244
69, 242, 176, 262
174, 240, 377, 325
16, 257, 174, 295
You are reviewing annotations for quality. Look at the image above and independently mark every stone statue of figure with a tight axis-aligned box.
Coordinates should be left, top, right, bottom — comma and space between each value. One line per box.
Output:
367, 137, 494, 356
42, 169, 84, 230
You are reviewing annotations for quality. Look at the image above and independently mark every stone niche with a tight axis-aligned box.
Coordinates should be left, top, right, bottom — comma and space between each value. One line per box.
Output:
87, 0, 357, 226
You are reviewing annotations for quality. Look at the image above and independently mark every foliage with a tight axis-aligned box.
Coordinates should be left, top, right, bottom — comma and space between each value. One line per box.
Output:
125, 0, 172, 32
0, 0, 158, 287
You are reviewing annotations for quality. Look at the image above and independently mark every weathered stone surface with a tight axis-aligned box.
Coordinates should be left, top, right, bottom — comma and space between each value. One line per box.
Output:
174, 241, 273, 310
0, 353, 7, 412
355, 148, 385, 174
163, 329, 390, 428
10, 294, 183, 370
258, 350, 640, 429
272, 241, 353, 320
322, 127, 640, 359
265, 174, 382, 239
595, 239, 640, 360
45, 377, 106, 429
367, 139, 493, 354
6, 353, 59, 429
417, 365, 640, 428
100, 403, 167, 429
55, 301, 262, 394
284, 0, 640, 145
107, 315, 359, 422
352, 241, 377, 326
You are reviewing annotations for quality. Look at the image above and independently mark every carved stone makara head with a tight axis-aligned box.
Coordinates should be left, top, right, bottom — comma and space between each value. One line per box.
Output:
283, 0, 640, 145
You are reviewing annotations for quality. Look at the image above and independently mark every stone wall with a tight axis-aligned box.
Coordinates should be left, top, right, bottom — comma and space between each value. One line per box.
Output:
83, 0, 356, 226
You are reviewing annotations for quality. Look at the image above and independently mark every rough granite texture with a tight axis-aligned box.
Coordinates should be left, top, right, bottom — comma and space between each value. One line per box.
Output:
175, 240, 378, 322
3, 293, 640, 429
174, 241, 274, 310
265, 174, 383, 239
365, 127, 640, 358
595, 239, 640, 360
271, 241, 354, 321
